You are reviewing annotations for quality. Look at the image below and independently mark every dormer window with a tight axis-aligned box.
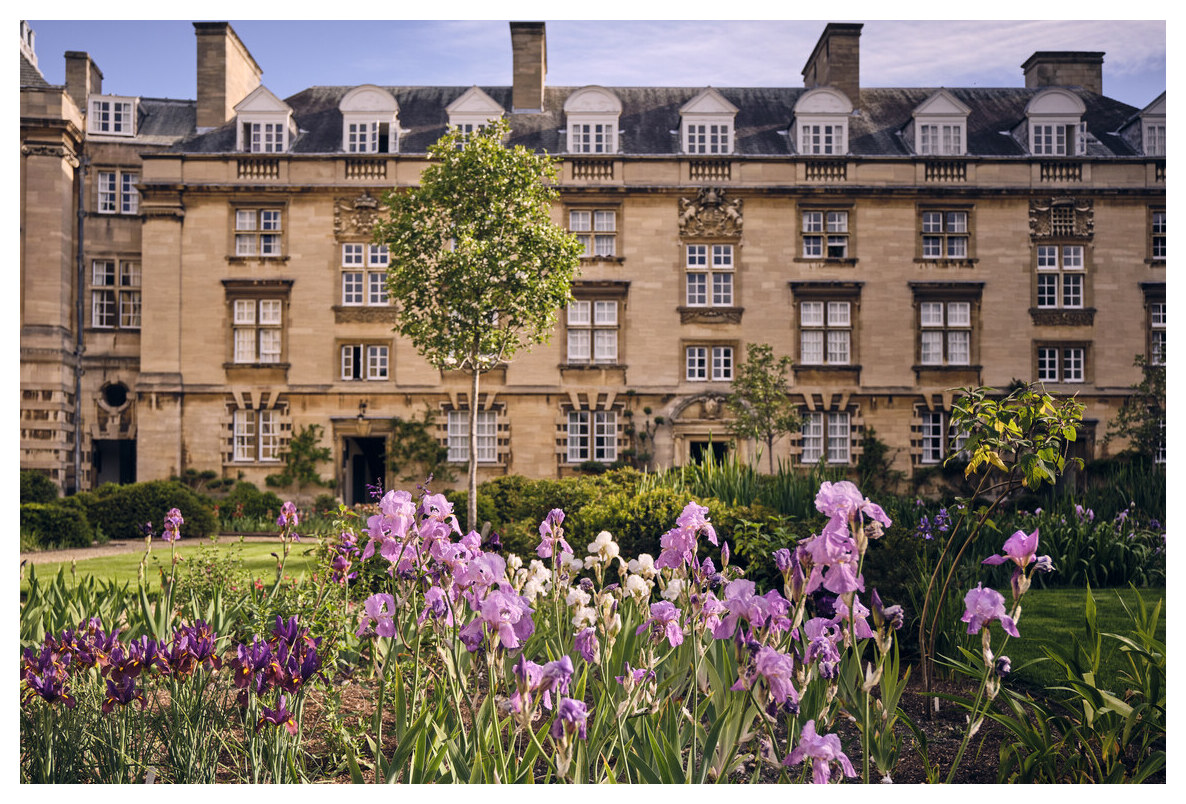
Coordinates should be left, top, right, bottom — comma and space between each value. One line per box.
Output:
88, 95, 137, 137
234, 86, 295, 154
1140, 92, 1166, 156
564, 87, 622, 154
911, 90, 969, 156
1025, 88, 1087, 156
793, 88, 853, 155
339, 85, 400, 154
680, 88, 737, 155
446, 87, 505, 147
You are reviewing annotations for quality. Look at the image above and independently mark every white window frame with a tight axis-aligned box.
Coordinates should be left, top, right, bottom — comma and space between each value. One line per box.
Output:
567, 300, 618, 365
1151, 210, 1166, 260
447, 410, 498, 463
567, 410, 616, 463
685, 244, 734, 307
920, 411, 944, 464
918, 301, 971, 366
232, 409, 282, 463
234, 208, 283, 257
684, 122, 733, 155
569, 210, 617, 258
88, 96, 136, 136
96, 170, 139, 215
231, 298, 283, 364
920, 210, 969, 260
1035, 245, 1085, 310
799, 300, 851, 365
801, 210, 849, 260
1037, 345, 1086, 383
1029, 120, 1086, 157
798, 122, 847, 155
800, 411, 851, 465
917, 122, 965, 156
1150, 301, 1166, 366
569, 121, 617, 154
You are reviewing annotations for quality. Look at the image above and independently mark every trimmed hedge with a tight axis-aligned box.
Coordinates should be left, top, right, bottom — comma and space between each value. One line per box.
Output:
20, 503, 92, 549
220, 482, 285, 522
83, 481, 216, 541
20, 471, 58, 504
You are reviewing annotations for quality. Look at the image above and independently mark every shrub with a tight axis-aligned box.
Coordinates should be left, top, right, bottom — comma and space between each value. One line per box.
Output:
83, 481, 216, 541
312, 493, 340, 516
222, 481, 285, 522
20, 471, 58, 504
20, 502, 93, 548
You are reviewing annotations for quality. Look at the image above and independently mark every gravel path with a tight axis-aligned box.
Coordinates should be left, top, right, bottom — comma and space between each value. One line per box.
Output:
19, 534, 286, 566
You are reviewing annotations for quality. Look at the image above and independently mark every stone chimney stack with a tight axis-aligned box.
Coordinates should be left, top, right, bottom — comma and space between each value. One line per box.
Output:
194, 22, 262, 132
64, 51, 102, 111
510, 22, 546, 113
1022, 52, 1104, 95
802, 23, 863, 104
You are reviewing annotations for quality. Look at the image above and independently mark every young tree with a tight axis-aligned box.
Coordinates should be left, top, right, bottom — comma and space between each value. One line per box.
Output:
266, 424, 334, 501
726, 343, 800, 473
375, 120, 583, 530
1105, 355, 1167, 464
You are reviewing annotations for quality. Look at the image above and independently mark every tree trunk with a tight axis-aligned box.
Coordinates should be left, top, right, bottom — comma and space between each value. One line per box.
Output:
767, 435, 775, 474
468, 367, 480, 534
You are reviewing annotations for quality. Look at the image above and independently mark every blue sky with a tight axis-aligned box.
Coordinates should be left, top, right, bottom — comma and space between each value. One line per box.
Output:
25, 19, 1166, 110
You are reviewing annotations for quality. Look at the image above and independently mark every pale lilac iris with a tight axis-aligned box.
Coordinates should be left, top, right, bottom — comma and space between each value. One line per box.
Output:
536, 508, 572, 559
356, 593, 397, 638
982, 528, 1042, 569
635, 600, 684, 647
961, 583, 1019, 638
161, 507, 184, 543
574, 627, 599, 664
550, 697, 589, 741
783, 719, 856, 784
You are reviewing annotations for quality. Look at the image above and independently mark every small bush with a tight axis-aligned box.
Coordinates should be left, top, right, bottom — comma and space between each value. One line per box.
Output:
222, 482, 285, 522
312, 493, 340, 516
84, 481, 216, 541
20, 471, 58, 504
20, 503, 93, 548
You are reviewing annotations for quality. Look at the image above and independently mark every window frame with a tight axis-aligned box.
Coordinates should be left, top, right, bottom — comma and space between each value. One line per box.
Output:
1035, 343, 1089, 384
684, 243, 735, 307
89, 259, 141, 331
1034, 244, 1087, 310
799, 410, 852, 465
446, 409, 499, 463
223, 282, 291, 367
95, 169, 139, 216
568, 207, 619, 259
341, 243, 390, 306
1149, 208, 1166, 263
684, 121, 733, 155
339, 343, 390, 381
87, 96, 137, 137
231, 205, 286, 259
684, 344, 735, 382
566, 410, 617, 464
231, 408, 284, 464
909, 284, 983, 370
798, 121, 848, 155
798, 204, 855, 264
917, 205, 973, 264
566, 299, 620, 366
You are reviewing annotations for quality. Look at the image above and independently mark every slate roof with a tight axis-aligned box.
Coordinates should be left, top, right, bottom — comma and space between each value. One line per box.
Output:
20, 52, 50, 88
172, 84, 1146, 158
132, 98, 197, 145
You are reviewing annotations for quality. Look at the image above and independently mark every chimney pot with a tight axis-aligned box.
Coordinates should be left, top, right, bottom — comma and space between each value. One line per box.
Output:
510, 22, 546, 113
1021, 51, 1104, 95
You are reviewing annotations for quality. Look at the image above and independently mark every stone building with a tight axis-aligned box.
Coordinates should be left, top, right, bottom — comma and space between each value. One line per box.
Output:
20, 21, 1166, 500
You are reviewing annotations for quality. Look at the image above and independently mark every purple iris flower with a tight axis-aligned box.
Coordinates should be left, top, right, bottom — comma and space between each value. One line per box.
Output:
995, 656, 1012, 677
815, 481, 892, 532
574, 627, 600, 664
102, 675, 145, 714
161, 507, 184, 543
636, 600, 684, 647
356, 593, 398, 638
783, 720, 856, 784
870, 589, 904, 631
536, 508, 572, 559
803, 618, 842, 678
712, 580, 768, 640
773, 548, 793, 575
655, 501, 718, 570
550, 697, 589, 741
961, 584, 1019, 638
982, 528, 1042, 569
258, 694, 298, 735
615, 662, 656, 689
831, 595, 875, 641
419, 585, 455, 626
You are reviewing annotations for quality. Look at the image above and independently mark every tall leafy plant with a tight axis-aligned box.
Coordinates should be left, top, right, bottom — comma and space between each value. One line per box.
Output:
376, 119, 583, 529
726, 343, 800, 473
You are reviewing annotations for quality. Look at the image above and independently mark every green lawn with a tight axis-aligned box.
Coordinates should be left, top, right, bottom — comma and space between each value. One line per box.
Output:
977, 586, 1166, 691
20, 538, 321, 597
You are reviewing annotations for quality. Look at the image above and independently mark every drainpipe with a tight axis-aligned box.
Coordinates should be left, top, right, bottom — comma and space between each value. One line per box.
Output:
74, 154, 87, 493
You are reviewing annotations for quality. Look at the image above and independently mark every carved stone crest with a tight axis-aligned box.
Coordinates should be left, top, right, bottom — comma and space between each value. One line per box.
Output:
678, 187, 743, 238
1029, 197, 1093, 239
334, 192, 382, 239
1029, 308, 1096, 327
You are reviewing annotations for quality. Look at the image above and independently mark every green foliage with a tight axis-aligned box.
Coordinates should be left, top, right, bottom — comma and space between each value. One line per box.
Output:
311, 493, 339, 516
388, 408, 454, 483
265, 424, 333, 494
83, 480, 217, 541
376, 119, 583, 374
171, 468, 234, 493
21, 470, 59, 504
221, 481, 285, 522
856, 427, 902, 495
1104, 354, 1166, 463
725, 343, 799, 473
983, 588, 1166, 782
20, 502, 93, 549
